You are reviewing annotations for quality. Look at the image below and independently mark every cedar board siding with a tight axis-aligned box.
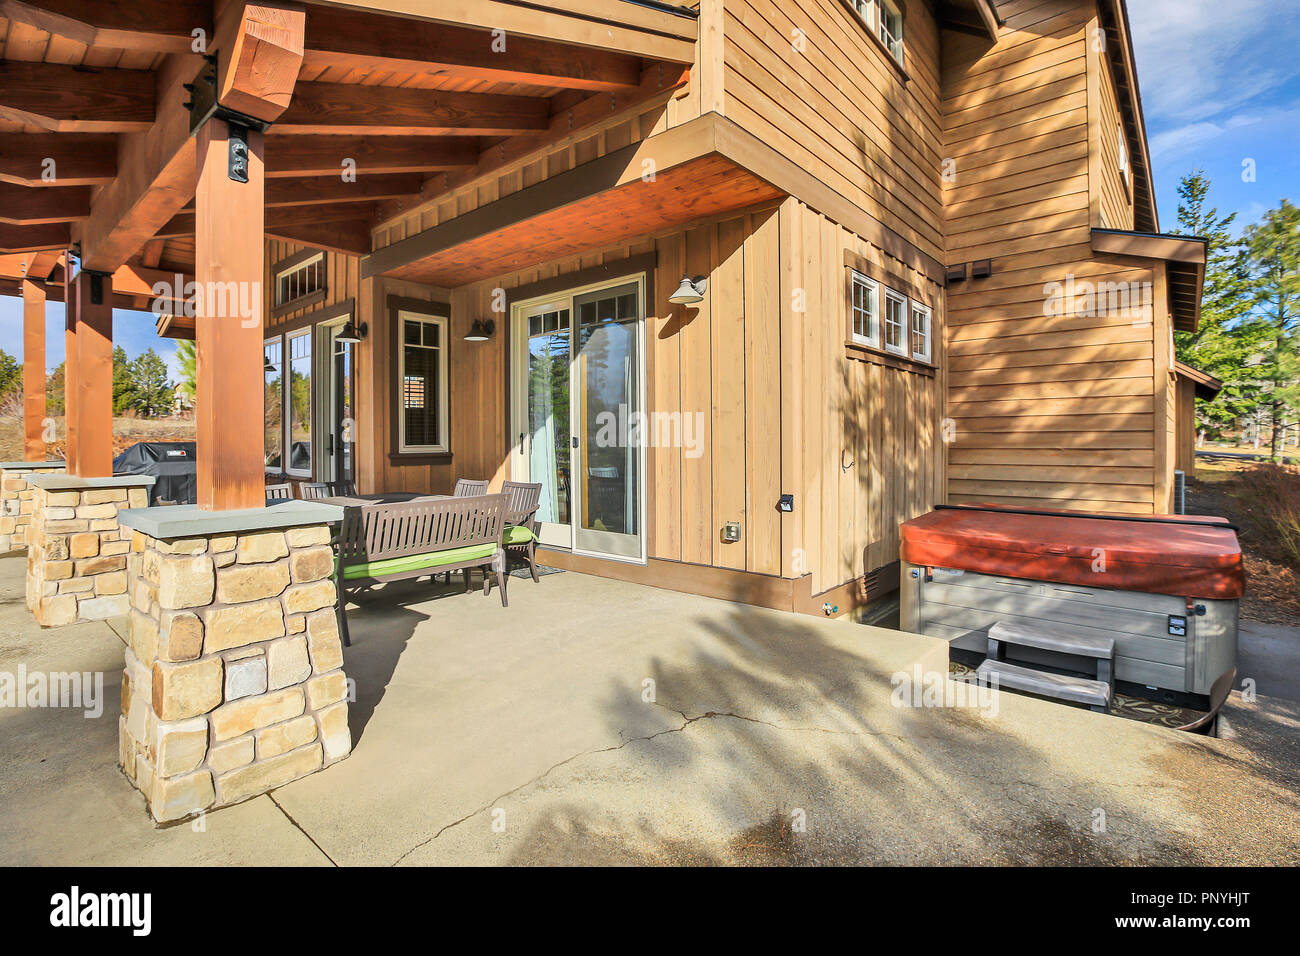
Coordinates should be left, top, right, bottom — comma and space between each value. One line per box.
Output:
941, 0, 1170, 514
722, 0, 946, 265
1090, 15, 1136, 231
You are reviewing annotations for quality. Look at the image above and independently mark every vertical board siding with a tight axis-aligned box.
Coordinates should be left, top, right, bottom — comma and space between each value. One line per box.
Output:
780, 199, 946, 596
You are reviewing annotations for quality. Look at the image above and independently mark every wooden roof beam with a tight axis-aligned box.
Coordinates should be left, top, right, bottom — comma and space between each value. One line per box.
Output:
74, 54, 199, 272
0, 0, 213, 54
0, 134, 118, 187
263, 135, 479, 177
310, 0, 698, 62
181, 173, 424, 208
0, 61, 155, 133
0, 222, 70, 253
156, 201, 381, 238
275, 81, 550, 136
0, 182, 91, 224
302, 5, 643, 92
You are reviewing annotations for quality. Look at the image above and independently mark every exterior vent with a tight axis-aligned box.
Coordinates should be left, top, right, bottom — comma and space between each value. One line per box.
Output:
1173, 470, 1187, 515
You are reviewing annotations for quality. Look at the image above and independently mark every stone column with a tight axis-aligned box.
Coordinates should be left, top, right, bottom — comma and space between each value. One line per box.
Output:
0, 461, 65, 554
25, 474, 154, 626
116, 501, 351, 823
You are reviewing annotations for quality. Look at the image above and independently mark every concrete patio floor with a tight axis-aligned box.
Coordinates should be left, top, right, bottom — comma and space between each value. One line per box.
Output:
2, 550, 1298, 866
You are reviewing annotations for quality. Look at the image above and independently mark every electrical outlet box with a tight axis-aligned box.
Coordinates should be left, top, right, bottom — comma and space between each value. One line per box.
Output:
723, 521, 741, 543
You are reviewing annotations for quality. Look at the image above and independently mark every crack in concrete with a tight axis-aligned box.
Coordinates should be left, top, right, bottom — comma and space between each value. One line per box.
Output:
268, 793, 340, 867
386, 703, 945, 865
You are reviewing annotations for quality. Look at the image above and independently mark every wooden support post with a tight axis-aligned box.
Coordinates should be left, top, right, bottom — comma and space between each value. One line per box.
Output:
63, 271, 78, 472
68, 270, 114, 477
20, 277, 46, 461
195, 118, 266, 511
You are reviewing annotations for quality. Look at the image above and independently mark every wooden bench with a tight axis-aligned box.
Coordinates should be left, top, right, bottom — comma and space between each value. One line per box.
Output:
334, 494, 509, 646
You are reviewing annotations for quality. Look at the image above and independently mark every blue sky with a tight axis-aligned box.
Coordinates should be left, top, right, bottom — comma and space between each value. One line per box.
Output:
1129, 0, 1300, 232
4, 0, 1299, 373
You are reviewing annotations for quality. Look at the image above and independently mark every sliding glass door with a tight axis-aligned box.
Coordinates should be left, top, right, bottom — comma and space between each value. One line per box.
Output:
511, 277, 645, 562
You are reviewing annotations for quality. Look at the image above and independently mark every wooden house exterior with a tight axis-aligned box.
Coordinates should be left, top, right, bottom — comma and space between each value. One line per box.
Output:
1, 0, 1208, 618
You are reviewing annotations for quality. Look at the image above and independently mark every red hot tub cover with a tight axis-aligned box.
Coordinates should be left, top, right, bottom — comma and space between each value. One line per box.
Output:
900, 505, 1245, 600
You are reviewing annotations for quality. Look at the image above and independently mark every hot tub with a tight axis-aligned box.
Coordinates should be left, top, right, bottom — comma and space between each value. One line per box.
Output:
899, 504, 1244, 711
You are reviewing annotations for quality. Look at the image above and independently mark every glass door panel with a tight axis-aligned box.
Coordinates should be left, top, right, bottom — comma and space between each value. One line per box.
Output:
521, 305, 572, 547
573, 283, 641, 559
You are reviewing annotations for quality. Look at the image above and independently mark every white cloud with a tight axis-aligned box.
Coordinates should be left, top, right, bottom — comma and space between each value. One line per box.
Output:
1148, 102, 1300, 163
1128, 0, 1300, 125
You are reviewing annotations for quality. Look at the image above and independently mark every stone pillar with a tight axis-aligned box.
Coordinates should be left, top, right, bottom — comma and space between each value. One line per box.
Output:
25, 474, 154, 626
116, 501, 351, 823
0, 461, 65, 554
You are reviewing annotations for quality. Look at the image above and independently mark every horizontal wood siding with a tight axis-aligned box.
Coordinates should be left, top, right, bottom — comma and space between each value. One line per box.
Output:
722, 0, 946, 264
942, 0, 1162, 514
1091, 14, 1136, 230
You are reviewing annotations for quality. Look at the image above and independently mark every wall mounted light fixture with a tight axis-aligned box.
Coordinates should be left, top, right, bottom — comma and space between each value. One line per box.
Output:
335, 319, 368, 344
464, 318, 496, 342
668, 275, 708, 304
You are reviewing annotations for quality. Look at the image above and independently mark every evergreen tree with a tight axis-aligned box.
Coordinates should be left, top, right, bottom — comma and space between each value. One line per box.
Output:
128, 349, 175, 418
1242, 199, 1300, 460
1171, 171, 1260, 439
0, 348, 20, 400
175, 339, 197, 406
46, 363, 65, 415
112, 345, 136, 414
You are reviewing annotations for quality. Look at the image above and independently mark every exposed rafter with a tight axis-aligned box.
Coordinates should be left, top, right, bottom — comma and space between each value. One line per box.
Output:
263, 135, 479, 177
301, 5, 643, 92
0, 182, 91, 224
275, 82, 551, 136
0, 61, 155, 133
0, 0, 213, 54
0, 134, 118, 187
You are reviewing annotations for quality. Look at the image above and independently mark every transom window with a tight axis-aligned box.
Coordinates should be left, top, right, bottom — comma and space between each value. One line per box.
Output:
274, 253, 324, 309
851, 0, 905, 66
883, 288, 907, 356
399, 313, 449, 454
851, 272, 880, 347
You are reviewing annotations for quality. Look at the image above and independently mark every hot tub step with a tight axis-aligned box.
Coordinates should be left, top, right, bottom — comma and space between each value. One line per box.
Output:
988, 620, 1115, 659
976, 659, 1111, 712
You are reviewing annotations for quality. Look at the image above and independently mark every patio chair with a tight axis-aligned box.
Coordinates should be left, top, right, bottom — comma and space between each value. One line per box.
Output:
265, 482, 294, 504
301, 479, 359, 500
454, 478, 489, 496
300, 482, 329, 499
334, 493, 510, 646
501, 480, 543, 582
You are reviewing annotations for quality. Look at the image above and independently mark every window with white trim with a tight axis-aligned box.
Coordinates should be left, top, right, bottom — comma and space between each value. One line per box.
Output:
850, 271, 880, 347
851, 0, 904, 66
910, 301, 932, 363
1117, 123, 1130, 189
398, 312, 449, 453
883, 288, 908, 355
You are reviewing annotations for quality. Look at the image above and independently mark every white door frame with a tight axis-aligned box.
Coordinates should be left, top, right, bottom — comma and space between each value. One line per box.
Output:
510, 272, 648, 565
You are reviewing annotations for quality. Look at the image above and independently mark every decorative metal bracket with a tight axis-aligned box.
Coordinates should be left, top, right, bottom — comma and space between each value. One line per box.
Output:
185, 54, 271, 180
83, 269, 112, 306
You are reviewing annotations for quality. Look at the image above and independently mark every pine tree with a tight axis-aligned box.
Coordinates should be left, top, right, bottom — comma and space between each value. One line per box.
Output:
1171, 171, 1260, 439
1242, 199, 1300, 460
45, 363, 65, 415
175, 339, 197, 407
128, 349, 175, 418
0, 349, 20, 400
111, 345, 136, 415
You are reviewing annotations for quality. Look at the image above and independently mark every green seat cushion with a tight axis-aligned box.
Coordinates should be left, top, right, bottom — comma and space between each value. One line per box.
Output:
504, 525, 535, 546
340, 542, 497, 580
